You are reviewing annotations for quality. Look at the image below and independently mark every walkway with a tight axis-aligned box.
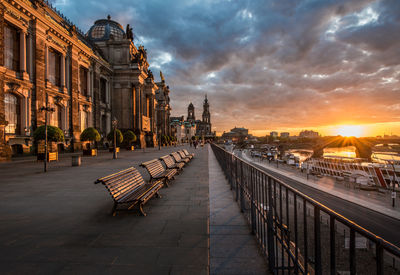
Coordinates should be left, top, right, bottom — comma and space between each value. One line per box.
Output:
209, 146, 269, 274
0, 145, 269, 274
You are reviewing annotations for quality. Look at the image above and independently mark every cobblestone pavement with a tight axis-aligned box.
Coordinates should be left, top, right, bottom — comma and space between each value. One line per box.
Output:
0, 145, 210, 274
0, 145, 274, 274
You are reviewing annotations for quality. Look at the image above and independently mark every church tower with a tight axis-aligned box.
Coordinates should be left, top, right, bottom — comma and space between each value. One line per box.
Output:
202, 95, 210, 124
187, 102, 195, 122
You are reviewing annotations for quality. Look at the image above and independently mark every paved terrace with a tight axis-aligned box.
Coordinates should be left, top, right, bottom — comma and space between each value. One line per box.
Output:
0, 145, 268, 274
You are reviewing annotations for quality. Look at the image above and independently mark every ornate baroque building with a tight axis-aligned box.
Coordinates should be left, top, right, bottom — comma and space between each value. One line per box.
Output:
0, 0, 171, 161
171, 95, 214, 141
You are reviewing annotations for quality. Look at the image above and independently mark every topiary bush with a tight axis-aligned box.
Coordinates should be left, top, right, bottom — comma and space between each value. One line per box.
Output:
80, 127, 101, 142
107, 129, 123, 146
33, 125, 64, 142
123, 130, 137, 146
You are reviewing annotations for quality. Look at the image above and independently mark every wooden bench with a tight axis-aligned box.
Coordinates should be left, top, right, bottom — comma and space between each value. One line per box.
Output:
171, 151, 190, 164
94, 167, 163, 216
160, 155, 185, 172
183, 149, 194, 159
140, 159, 178, 187
178, 151, 192, 162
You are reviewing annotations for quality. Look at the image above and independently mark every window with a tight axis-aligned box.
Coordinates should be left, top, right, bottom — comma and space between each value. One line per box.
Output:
100, 78, 107, 103
101, 114, 107, 135
5, 93, 20, 134
91, 25, 105, 39
52, 104, 63, 129
79, 66, 88, 96
109, 26, 124, 40
4, 23, 20, 71
48, 48, 61, 86
80, 110, 88, 132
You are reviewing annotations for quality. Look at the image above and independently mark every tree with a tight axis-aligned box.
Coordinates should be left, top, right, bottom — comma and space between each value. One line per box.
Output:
123, 130, 137, 146
80, 127, 101, 142
33, 125, 64, 142
107, 129, 123, 146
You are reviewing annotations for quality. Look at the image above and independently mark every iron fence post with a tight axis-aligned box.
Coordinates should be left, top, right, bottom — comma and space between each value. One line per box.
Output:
314, 207, 322, 274
251, 168, 256, 235
267, 176, 275, 272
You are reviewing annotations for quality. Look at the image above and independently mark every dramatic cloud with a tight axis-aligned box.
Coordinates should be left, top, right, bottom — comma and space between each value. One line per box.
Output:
52, 0, 400, 136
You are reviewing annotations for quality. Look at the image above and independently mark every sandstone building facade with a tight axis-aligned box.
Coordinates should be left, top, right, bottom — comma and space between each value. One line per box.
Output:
0, 0, 171, 161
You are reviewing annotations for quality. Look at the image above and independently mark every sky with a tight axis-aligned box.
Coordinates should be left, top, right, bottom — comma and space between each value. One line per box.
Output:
50, 0, 400, 137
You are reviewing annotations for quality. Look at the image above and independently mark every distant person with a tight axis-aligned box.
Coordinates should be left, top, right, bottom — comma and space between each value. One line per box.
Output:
190, 141, 192, 147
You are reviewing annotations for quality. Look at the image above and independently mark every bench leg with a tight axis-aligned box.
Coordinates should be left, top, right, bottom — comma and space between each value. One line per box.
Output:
111, 203, 117, 216
155, 191, 162, 199
164, 179, 169, 188
138, 203, 147, 216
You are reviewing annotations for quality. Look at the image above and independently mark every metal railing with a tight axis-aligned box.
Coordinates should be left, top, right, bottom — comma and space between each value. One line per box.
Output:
211, 143, 400, 274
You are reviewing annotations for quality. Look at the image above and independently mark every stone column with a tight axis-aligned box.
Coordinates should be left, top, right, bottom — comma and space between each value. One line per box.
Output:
45, 45, 49, 81
87, 69, 90, 98
20, 32, 26, 72
60, 54, 65, 89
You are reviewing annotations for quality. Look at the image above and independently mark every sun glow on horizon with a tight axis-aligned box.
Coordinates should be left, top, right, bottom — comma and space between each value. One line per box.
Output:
336, 125, 364, 137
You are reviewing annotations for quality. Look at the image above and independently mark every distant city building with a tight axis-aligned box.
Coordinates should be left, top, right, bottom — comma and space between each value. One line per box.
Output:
299, 130, 319, 138
170, 118, 196, 142
222, 127, 249, 141
280, 132, 290, 138
170, 95, 215, 139
270, 131, 279, 138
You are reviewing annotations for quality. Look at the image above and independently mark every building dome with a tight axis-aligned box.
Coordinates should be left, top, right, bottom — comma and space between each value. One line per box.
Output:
87, 16, 125, 41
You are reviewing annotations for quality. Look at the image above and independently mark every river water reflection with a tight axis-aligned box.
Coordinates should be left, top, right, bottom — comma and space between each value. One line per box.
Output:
323, 146, 357, 159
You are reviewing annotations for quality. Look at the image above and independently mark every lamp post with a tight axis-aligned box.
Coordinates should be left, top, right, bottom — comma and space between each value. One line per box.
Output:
39, 94, 55, 173
112, 117, 118, 159
158, 128, 161, 150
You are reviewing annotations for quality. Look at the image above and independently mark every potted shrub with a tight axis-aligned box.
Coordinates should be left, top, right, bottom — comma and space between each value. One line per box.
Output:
33, 125, 64, 161
80, 127, 100, 156
123, 130, 137, 151
107, 129, 123, 153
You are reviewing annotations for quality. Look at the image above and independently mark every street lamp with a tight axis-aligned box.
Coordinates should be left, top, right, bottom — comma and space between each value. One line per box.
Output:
39, 94, 55, 172
112, 117, 118, 159
158, 128, 161, 150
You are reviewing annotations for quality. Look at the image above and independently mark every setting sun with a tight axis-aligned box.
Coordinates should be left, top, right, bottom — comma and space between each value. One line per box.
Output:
336, 125, 364, 137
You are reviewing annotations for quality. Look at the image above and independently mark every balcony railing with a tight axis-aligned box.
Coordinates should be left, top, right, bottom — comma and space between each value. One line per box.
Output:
211, 143, 400, 275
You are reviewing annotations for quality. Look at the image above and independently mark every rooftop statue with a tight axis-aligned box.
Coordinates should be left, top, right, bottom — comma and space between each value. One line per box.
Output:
126, 24, 133, 41
160, 71, 165, 82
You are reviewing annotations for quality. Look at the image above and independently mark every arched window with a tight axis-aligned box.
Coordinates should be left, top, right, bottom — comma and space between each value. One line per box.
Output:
5, 93, 20, 134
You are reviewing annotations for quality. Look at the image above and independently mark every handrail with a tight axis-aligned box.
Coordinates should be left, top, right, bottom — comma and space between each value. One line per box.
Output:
211, 143, 400, 274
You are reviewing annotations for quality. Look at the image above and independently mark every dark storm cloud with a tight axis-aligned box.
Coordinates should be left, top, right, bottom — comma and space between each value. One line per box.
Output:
53, 0, 400, 134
